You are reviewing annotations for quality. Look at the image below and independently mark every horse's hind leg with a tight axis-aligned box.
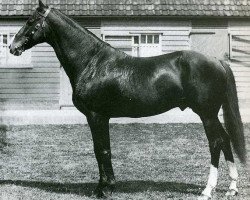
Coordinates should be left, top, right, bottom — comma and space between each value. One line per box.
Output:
198, 116, 222, 200
203, 118, 239, 197
220, 127, 239, 196
87, 113, 115, 198
198, 115, 239, 199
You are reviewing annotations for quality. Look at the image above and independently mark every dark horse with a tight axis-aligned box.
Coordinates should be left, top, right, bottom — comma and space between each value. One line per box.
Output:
10, 1, 246, 199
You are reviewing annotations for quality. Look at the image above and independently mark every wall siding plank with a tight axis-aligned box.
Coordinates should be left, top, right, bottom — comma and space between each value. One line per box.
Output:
0, 72, 59, 79
0, 88, 59, 94
0, 68, 60, 73
0, 78, 59, 83
32, 56, 60, 63
0, 83, 60, 89
0, 94, 59, 99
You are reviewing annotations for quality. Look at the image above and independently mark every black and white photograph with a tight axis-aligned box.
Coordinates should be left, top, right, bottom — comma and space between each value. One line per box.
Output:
0, 0, 249, 199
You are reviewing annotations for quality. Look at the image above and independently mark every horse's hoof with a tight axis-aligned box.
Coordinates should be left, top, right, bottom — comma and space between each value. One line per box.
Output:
93, 184, 114, 198
102, 184, 114, 198
225, 189, 238, 197
92, 190, 104, 198
198, 194, 211, 200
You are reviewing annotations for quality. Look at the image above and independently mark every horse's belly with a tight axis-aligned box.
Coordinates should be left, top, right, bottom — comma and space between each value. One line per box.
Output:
109, 102, 177, 118
81, 94, 181, 118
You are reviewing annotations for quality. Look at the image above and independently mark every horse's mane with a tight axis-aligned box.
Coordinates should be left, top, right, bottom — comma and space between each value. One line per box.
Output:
52, 9, 110, 46
48, 8, 130, 62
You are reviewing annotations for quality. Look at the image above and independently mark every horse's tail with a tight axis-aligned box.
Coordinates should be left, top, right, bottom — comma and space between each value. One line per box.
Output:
220, 60, 246, 164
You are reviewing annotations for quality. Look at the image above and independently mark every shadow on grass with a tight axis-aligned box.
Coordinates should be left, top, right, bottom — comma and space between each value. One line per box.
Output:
0, 179, 226, 197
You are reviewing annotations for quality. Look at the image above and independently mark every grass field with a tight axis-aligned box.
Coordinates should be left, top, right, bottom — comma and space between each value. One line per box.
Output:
0, 123, 249, 200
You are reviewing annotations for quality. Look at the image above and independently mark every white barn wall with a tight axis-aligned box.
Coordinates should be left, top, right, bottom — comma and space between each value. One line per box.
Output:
0, 19, 61, 109
101, 19, 191, 55
229, 20, 250, 109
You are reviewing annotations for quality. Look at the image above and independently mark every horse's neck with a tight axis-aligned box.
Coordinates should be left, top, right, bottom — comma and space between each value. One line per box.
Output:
45, 10, 102, 83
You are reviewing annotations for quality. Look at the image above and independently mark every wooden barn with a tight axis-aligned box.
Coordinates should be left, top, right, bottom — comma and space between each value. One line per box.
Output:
0, 0, 249, 112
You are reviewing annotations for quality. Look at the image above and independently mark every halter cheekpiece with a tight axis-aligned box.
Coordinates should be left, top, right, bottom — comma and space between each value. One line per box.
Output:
38, 6, 51, 18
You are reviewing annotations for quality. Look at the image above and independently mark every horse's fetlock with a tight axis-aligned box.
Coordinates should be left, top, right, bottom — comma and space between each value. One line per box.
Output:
100, 177, 115, 187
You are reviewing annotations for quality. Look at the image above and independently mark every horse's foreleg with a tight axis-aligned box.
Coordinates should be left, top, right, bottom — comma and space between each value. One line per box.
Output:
199, 117, 222, 200
87, 113, 115, 198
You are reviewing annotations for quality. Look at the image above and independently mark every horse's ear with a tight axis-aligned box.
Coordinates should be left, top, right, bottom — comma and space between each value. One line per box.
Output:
38, 0, 46, 8
38, 0, 48, 12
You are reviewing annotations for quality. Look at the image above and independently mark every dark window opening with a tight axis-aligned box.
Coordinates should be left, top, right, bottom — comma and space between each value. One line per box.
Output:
3, 34, 7, 44
134, 36, 139, 44
141, 35, 146, 43
154, 35, 159, 44
147, 35, 153, 43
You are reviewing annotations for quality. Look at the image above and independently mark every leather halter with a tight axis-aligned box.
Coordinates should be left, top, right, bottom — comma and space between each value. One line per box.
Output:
26, 7, 51, 41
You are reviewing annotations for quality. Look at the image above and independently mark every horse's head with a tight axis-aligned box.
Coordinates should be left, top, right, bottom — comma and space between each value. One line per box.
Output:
9, 0, 50, 56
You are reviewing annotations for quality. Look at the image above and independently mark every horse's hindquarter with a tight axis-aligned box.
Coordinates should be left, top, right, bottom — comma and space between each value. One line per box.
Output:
74, 51, 185, 117
180, 51, 227, 113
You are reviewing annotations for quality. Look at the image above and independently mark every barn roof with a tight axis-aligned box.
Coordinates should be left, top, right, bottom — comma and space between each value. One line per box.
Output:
0, 0, 250, 17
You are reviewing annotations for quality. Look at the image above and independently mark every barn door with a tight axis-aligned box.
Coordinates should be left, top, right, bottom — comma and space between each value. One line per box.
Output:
190, 20, 228, 60
190, 31, 228, 60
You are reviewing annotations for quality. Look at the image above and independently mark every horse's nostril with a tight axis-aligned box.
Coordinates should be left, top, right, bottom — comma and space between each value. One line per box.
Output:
9, 45, 11, 49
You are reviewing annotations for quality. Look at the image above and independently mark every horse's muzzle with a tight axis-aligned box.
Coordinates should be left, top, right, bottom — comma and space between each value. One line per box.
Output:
9, 45, 23, 56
